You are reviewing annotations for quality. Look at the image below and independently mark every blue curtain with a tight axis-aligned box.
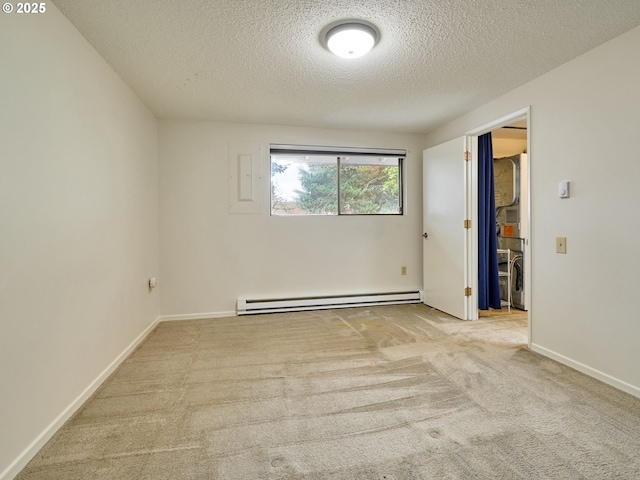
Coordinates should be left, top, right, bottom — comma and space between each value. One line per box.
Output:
478, 133, 502, 310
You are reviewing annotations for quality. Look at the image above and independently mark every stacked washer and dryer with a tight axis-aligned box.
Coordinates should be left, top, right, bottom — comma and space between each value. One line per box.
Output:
494, 154, 528, 311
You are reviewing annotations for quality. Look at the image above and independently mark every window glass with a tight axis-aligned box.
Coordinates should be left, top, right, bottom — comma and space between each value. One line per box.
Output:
271, 154, 338, 215
339, 156, 401, 215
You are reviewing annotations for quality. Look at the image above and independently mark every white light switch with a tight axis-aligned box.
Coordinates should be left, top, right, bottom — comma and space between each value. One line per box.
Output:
559, 180, 570, 198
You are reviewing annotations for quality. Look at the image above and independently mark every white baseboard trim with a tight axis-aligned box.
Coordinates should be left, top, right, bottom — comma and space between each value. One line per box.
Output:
157, 311, 236, 322
0, 316, 161, 480
530, 343, 640, 399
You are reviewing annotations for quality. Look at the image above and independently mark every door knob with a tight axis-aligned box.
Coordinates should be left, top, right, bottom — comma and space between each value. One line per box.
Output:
423, 232, 429, 239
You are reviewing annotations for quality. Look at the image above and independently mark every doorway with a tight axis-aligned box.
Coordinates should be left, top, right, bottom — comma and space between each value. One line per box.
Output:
492, 119, 528, 312
468, 108, 531, 344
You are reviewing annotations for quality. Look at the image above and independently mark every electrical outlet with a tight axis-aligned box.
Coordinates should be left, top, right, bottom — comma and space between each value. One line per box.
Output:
556, 237, 567, 254
401, 266, 407, 275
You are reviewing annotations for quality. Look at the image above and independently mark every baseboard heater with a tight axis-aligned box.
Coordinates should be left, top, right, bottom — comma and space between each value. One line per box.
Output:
237, 291, 423, 315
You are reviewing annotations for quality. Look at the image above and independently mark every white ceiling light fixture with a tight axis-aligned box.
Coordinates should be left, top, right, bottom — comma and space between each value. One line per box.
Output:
325, 22, 378, 59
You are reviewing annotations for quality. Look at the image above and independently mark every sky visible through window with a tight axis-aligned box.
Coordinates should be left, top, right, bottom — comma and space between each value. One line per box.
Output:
275, 162, 302, 201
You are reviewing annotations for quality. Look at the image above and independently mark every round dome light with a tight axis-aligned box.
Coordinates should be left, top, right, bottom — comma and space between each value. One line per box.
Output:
325, 23, 377, 59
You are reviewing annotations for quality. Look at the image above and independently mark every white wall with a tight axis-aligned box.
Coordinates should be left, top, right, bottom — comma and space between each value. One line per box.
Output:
425, 26, 640, 395
159, 121, 425, 317
0, 5, 159, 478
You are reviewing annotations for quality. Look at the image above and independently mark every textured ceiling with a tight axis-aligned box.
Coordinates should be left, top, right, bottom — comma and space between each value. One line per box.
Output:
51, 0, 640, 134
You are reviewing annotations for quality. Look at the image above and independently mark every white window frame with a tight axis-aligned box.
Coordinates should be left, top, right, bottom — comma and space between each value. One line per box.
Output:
270, 144, 406, 216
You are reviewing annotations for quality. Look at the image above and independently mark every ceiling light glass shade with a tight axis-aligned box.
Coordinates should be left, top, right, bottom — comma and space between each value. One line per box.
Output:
326, 23, 377, 58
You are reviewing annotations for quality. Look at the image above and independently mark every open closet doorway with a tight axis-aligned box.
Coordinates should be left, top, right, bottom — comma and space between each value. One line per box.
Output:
492, 119, 528, 311
469, 107, 531, 345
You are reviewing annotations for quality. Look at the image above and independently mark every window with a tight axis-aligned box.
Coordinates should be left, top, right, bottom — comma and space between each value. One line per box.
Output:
270, 145, 404, 216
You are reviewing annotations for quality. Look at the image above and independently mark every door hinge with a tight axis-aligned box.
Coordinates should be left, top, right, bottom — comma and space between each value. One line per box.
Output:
465, 287, 472, 297
464, 151, 471, 161
464, 219, 471, 229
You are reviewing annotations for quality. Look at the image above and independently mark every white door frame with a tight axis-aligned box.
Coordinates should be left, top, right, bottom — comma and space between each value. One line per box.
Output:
466, 106, 532, 347
466, 135, 478, 321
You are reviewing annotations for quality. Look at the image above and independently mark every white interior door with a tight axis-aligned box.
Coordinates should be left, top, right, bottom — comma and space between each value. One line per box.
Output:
422, 137, 475, 320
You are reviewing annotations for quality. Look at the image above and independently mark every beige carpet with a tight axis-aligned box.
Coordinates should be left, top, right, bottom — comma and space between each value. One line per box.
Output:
15, 304, 640, 479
